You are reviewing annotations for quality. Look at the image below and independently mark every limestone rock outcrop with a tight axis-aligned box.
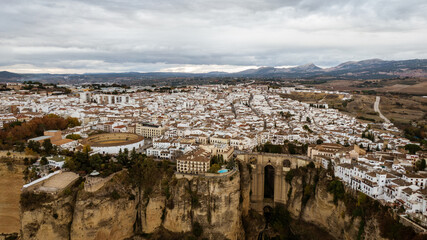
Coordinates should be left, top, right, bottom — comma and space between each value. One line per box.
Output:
20, 166, 407, 240
20, 195, 74, 240
21, 170, 243, 240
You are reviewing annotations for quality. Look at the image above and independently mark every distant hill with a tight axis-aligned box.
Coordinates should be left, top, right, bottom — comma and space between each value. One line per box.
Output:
1, 59, 426, 84
238, 63, 323, 77
234, 59, 427, 78
0, 71, 21, 80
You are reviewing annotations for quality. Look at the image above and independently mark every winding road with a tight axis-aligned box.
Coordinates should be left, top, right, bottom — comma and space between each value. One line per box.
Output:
374, 96, 391, 123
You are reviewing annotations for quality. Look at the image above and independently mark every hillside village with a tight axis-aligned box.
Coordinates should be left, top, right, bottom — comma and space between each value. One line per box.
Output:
0, 82, 426, 226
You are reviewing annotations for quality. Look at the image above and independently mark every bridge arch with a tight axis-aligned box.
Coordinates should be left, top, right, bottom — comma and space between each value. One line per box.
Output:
264, 165, 275, 199
236, 153, 311, 212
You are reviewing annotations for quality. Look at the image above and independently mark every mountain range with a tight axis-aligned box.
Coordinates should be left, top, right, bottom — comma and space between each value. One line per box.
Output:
235, 59, 426, 78
0, 59, 426, 83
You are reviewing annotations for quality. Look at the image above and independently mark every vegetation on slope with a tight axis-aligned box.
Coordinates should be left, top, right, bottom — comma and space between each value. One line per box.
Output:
0, 114, 80, 150
255, 141, 308, 155
327, 179, 418, 240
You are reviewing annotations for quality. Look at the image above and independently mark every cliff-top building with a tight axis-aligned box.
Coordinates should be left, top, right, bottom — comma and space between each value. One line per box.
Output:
177, 148, 211, 174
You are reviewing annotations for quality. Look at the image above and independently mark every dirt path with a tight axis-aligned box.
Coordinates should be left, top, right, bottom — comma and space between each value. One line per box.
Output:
374, 96, 391, 123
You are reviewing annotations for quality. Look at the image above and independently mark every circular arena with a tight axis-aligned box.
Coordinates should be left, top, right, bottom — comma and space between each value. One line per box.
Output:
82, 133, 145, 154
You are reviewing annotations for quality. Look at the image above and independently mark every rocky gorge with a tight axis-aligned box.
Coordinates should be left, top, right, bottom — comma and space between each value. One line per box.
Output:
19, 162, 423, 240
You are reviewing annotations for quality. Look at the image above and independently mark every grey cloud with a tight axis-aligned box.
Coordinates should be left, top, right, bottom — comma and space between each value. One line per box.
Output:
0, 0, 426, 73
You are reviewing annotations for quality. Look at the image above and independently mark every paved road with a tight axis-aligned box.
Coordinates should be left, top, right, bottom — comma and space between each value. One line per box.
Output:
374, 96, 391, 123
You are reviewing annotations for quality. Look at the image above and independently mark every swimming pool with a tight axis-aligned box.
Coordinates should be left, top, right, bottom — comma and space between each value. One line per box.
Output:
218, 169, 228, 173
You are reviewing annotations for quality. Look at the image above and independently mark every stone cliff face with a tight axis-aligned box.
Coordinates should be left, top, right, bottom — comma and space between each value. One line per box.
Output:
20, 170, 243, 240
21, 195, 74, 240
280, 168, 360, 239
239, 164, 389, 240
272, 167, 387, 240
162, 173, 243, 239
70, 187, 137, 240
21, 165, 409, 240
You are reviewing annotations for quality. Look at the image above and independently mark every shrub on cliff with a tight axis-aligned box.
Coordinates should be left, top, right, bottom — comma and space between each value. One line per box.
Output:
302, 184, 313, 206
20, 191, 53, 211
270, 204, 296, 238
326, 179, 419, 240
285, 169, 295, 183
110, 190, 121, 200
327, 179, 345, 204
378, 211, 416, 240
128, 156, 160, 191
192, 221, 203, 238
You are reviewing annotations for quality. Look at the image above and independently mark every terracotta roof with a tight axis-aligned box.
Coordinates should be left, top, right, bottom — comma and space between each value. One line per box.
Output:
177, 148, 211, 163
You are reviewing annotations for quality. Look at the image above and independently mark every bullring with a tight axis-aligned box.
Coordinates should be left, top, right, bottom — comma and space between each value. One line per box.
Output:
82, 133, 145, 154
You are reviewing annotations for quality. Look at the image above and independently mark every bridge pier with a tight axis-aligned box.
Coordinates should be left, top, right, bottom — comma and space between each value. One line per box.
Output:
237, 153, 311, 212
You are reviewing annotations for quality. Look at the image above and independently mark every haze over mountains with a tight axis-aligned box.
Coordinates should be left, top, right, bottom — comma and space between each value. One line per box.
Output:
1, 59, 426, 83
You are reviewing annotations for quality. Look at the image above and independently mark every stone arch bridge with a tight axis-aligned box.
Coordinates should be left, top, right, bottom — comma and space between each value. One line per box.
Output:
236, 153, 312, 212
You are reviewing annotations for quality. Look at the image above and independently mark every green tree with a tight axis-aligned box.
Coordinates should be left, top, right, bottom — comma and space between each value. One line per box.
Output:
43, 139, 53, 155
29, 168, 37, 180
128, 156, 160, 196
405, 144, 421, 154
89, 154, 103, 170
23, 168, 30, 181
15, 141, 26, 152
27, 141, 41, 153
66, 117, 81, 128
288, 143, 296, 154
226, 158, 235, 170
327, 179, 345, 204
357, 192, 368, 207
209, 164, 221, 173
210, 155, 220, 165
83, 145, 92, 154
25, 147, 37, 156
40, 157, 48, 165
66, 134, 81, 140
415, 159, 426, 171
130, 147, 138, 162
303, 125, 312, 133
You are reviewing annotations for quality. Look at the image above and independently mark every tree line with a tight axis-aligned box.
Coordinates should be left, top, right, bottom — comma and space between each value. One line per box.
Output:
0, 114, 80, 150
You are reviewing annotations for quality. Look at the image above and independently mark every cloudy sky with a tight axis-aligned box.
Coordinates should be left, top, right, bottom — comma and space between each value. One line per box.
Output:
0, 0, 426, 73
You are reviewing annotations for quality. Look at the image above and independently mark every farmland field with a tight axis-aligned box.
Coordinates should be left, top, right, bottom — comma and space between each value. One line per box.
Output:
0, 162, 24, 234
